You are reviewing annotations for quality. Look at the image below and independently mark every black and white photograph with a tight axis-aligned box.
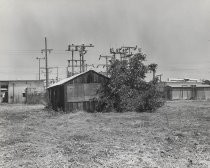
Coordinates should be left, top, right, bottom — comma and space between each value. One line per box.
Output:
0, 0, 210, 167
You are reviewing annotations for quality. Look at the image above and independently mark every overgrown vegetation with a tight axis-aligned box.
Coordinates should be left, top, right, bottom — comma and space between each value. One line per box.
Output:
97, 51, 164, 112
0, 102, 209, 167
202, 79, 210, 85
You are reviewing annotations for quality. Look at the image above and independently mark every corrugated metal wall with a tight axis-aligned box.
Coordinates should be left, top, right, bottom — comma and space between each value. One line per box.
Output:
168, 86, 210, 100
196, 87, 210, 100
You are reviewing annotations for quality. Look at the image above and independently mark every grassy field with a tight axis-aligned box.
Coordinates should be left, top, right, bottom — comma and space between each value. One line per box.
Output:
0, 101, 209, 168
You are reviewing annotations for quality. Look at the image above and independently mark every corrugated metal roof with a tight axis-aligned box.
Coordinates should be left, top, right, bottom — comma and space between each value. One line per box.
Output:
0, 80, 44, 82
166, 83, 210, 88
168, 78, 201, 82
47, 70, 109, 89
47, 71, 87, 89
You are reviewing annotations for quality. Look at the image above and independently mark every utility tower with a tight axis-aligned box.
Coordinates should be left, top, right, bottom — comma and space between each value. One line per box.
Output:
120, 46, 137, 54
66, 44, 94, 74
66, 44, 79, 76
110, 46, 138, 61
41, 37, 53, 88
78, 44, 94, 72
119, 46, 137, 60
110, 48, 117, 60
110, 48, 126, 61
99, 55, 112, 76
36, 57, 45, 80
67, 59, 86, 77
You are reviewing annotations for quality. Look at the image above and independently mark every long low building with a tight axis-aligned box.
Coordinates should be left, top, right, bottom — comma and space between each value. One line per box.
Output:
165, 79, 210, 100
0, 80, 45, 103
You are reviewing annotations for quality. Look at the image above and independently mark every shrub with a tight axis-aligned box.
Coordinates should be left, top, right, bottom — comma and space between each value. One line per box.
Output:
96, 51, 165, 112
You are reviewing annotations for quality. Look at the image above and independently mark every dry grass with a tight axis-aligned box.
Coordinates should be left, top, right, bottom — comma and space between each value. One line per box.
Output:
0, 101, 209, 168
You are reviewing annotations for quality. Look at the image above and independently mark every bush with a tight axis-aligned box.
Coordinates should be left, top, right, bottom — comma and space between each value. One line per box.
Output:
96, 52, 165, 112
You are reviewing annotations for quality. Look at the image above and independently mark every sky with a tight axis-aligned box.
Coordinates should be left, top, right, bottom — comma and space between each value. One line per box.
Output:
0, 0, 210, 81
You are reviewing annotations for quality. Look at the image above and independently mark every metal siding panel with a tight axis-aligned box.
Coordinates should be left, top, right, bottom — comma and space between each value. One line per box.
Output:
78, 102, 83, 110
204, 88, 210, 99
84, 83, 100, 100
67, 84, 85, 102
67, 83, 100, 102
182, 88, 192, 100
172, 88, 182, 100
197, 88, 206, 100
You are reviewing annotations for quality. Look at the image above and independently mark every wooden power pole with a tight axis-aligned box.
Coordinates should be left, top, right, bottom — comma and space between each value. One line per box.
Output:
99, 55, 112, 76
36, 57, 45, 80
66, 44, 94, 74
41, 37, 53, 88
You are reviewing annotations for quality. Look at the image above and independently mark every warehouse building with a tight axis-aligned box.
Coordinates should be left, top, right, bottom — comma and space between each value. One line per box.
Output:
47, 70, 109, 112
0, 80, 45, 103
165, 78, 210, 100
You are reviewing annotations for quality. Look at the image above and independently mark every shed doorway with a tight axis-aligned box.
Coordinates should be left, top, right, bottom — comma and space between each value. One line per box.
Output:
1, 84, 8, 103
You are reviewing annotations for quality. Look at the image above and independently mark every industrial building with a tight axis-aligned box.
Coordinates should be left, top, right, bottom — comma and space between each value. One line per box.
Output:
165, 78, 210, 100
0, 80, 45, 103
47, 70, 109, 112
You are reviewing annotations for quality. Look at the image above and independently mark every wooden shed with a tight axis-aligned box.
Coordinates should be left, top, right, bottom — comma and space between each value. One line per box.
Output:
47, 70, 109, 112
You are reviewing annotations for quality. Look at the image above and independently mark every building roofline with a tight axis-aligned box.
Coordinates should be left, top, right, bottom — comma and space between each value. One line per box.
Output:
47, 70, 109, 89
0, 80, 45, 82
167, 85, 210, 88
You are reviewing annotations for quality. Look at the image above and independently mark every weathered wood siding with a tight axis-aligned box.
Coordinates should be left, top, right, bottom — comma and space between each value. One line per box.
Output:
64, 71, 108, 112
66, 83, 100, 102
48, 70, 109, 112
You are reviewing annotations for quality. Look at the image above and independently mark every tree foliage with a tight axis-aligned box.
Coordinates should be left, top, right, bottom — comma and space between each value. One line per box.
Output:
202, 80, 210, 85
96, 52, 164, 112
148, 63, 158, 80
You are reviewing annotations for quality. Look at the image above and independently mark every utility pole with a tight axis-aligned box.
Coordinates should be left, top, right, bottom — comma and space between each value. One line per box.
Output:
66, 44, 94, 74
36, 57, 45, 80
78, 44, 94, 72
110, 48, 117, 60
120, 46, 137, 55
67, 59, 86, 77
56, 67, 58, 82
99, 55, 112, 76
66, 44, 79, 76
119, 46, 137, 61
110, 46, 138, 61
41, 37, 53, 88
80, 49, 87, 72
110, 48, 126, 61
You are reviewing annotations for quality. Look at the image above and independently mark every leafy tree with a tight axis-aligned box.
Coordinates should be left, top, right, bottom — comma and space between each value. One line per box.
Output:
96, 51, 164, 112
148, 63, 158, 80
203, 80, 210, 85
